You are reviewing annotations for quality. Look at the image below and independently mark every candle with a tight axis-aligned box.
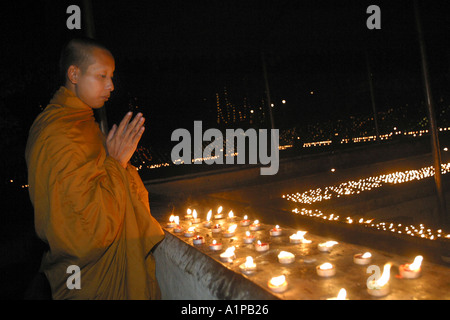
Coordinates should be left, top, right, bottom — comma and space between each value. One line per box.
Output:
249, 220, 261, 231
327, 288, 348, 300
214, 206, 224, 219
243, 231, 255, 244
223, 224, 237, 238
367, 263, 391, 297
239, 256, 257, 274
270, 225, 282, 237
209, 240, 223, 251
316, 262, 336, 277
267, 275, 288, 293
211, 223, 222, 234
191, 209, 200, 224
166, 214, 177, 228
278, 251, 295, 264
203, 210, 212, 228
289, 231, 312, 244
193, 235, 205, 245
173, 216, 183, 233
399, 255, 423, 279
318, 241, 338, 252
240, 215, 251, 226
254, 240, 269, 252
227, 210, 235, 222
185, 208, 193, 220
353, 252, 372, 265
184, 226, 196, 238
220, 246, 236, 263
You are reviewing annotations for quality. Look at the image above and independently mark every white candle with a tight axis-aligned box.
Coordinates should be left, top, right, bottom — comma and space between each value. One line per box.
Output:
193, 235, 205, 245
203, 210, 212, 228
243, 231, 255, 244
318, 241, 338, 252
185, 208, 193, 220
211, 223, 222, 234
191, 209, 200, 224
227, 210, 235, 222
173, 216, 183, 233
214, 206, 224, 219
268, 275, 288, 293
289, 231, 312, 244
223, 224, 237, 238
209, 240, 223, 251
278, 251, 295, 264
166, 214, 177, 228
240, 215, 250, 226
254, 240, 269, 252
249, 220, 261, 231
220, 246, 236, 262
316, 262, 336, 277
367, 263, 391, 297
184, 226, 196, 238
353, 252, 372, 265
239, 256, 257, 274
270, 225, 282, 237
327, 288, 348, 300
399, 255, 423, 279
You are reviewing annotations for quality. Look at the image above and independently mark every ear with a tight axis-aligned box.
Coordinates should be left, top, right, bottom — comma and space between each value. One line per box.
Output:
67, 65, 80, 84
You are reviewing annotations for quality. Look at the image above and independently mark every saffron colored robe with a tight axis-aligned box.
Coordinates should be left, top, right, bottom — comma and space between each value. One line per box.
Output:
25, 86, 165, 299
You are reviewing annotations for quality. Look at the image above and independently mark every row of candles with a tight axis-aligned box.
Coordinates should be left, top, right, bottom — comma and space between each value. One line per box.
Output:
166, 207, 425, 299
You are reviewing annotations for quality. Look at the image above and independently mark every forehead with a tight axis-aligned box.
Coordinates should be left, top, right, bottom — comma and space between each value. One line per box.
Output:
86, 48, 115, 71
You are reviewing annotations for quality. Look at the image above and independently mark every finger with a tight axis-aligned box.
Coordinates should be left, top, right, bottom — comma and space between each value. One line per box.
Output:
125, 113, 143, 136
117, 112, 133, 136
130, 116, 145, 140
106, 124, 117, 142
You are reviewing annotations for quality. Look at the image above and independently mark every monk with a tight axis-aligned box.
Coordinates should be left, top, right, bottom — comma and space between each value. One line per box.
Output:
25, 38, 165, 299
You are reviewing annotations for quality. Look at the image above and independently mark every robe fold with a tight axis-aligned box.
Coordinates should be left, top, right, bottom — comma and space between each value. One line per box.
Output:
25, 86, 165, 300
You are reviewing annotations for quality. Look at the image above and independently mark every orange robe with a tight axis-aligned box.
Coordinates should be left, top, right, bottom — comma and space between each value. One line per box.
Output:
25, 86, 165, 299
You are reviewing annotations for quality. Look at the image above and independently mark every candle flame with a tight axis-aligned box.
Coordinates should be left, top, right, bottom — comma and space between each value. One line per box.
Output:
278, 251, 294, 259
245, 231, 251, 237
376, 263, 392, 287
275, 225, 280, 229
174, 216, 180, 225
319, 262, 333, 270
192, 210, 197, 219
362, 252, 372, 259
243, 215, 248, 220
187, 226, 196, 232
212, 240, 217, 245
206, 210, 212, 221
253, 220, 259, 224
228, 210, 234, 218
187, 208, 192, 215
244, 256, 255, 268
270, 275, 286, 287
336, 288, 347, 300
409, 255, 423, 271
169, 215, 174, 222
320, 241, 338, 248
218, 206, 223, 214
221, 246, 235, 257
257, 240, 262, 245
227, 224, 237, 232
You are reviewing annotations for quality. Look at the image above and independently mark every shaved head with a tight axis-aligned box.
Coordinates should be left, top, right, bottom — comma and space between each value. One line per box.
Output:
59, 37, 113, 84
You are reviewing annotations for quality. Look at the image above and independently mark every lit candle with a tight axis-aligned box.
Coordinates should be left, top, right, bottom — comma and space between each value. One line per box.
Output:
166, 214, 177, 228
227, 210, 235, 222
270, 225, 282, 237
289, 231, 312, 244
243, 231, 255, 244
220, 246, 236, 263
254, 240, 269, 252
318, 241, 338, 252
223, 224, 237, 238
211, 223, 222, 234
185, 208, 193, 220
184, 226, 196, 238
267, 275, 288, 293
249, 220, 261, 231
214, 206, 224, 219
240, 215, 251, 226
203, 210, 212, 228
193, 235, 205, 245
367, 263, 391, 297
399, 255, 423, 279
353, 252, 372, 265
191, 209, 200, 224
278, 251, 295, 264
173, 216, 183, 233
209, 240, 223, 251
316, 262, 336, 277
327, 288, 348, 300
239, 256, 257, 274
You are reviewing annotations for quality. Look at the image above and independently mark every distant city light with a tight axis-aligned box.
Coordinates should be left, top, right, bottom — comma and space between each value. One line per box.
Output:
281, 100, 286, 104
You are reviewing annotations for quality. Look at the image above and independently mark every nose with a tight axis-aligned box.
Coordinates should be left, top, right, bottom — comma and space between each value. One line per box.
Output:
106, 77, 114, 92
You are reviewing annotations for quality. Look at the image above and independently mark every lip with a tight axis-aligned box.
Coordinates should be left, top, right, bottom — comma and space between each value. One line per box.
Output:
102, 96, 110, 101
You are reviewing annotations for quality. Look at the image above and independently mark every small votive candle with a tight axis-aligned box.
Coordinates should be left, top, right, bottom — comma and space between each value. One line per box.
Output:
166, 215, 177, 228
243, 231, 255, 244
193, 235, 205, 245
289, 231, 311, 244
203, 210, 213, 228
353, 252, 372, 265
240, 215, 251, 226
211, 224, 222, 234
278, 251, 295, 264
249, 220, 261, 231
270, 225, 282, 237
318, 241, 338, 252
214, 206, 224, 219
367, 263, 391, 297
191, 209, 200, 224
220, 246, 236, 263
223, 224, 237, 238
327, 288, 348, 300
254, 240, 269, 252
209, 240, 222, 251
399, 255, 423, 279
184, 227, 196, 238
316, 262, 336, 277
227, 210, 235, 222
173, 216, 183, 233
239, 256, 257, 274
268, 275, 288, 293
185, 208, 193, 220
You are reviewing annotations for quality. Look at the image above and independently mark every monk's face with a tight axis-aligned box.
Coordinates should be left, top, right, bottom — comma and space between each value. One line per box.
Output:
72, 48, 115, 109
